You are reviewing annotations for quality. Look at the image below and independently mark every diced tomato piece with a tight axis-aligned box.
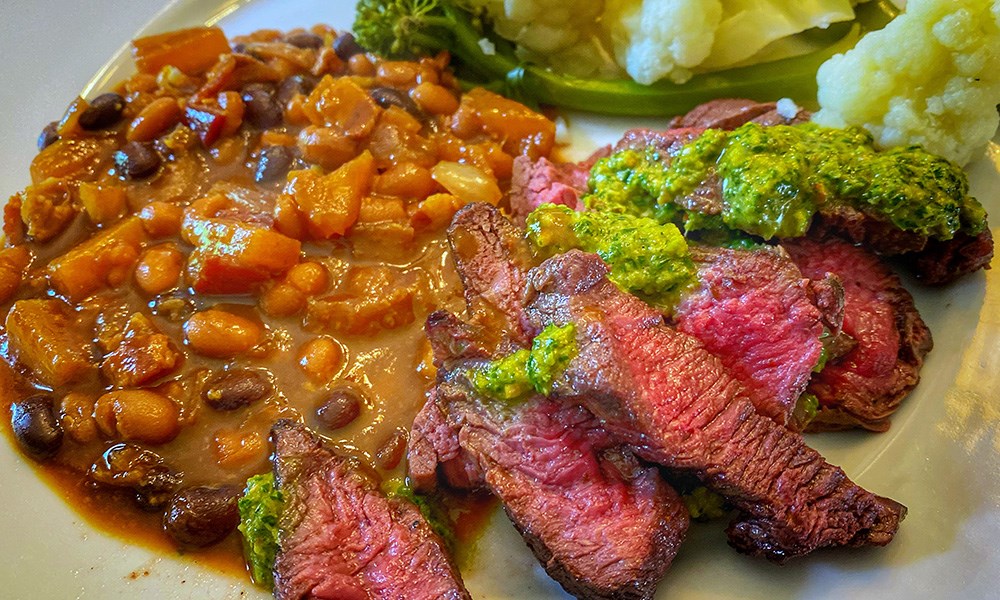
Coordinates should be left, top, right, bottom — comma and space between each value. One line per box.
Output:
185, 104, 226, 146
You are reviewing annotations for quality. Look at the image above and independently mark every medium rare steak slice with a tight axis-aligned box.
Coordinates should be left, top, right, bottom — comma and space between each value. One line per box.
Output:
410, 376, 688, 600
783, 238, 933, 431
510, 155, 589, 225
270, 420, 470, 600
519, 251, 906, 562
667, 98, 808, 130
675, 245, 835, 428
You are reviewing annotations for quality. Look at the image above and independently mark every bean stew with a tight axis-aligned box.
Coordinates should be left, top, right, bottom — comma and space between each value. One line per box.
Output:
0, 23, 556, 571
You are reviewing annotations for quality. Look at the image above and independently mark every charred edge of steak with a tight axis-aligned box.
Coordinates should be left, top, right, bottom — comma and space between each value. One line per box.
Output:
668, 98, 809, 130
519, 250, 905, 562
270, 419, 470, 600
911, 228, 994, 285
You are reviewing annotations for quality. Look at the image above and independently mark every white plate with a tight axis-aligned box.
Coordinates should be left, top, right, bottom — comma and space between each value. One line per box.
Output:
0, 1, 997, 598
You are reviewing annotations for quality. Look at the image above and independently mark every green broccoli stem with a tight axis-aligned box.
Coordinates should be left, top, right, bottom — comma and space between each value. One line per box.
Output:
438, 1, 899, 116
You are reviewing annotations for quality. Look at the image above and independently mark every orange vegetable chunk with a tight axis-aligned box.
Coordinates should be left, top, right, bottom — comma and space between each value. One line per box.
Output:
5, 298, 94, 386
280, 151, 374, 239
303, 76, 381, 138
132, 27, 231, 76
48, 217, 148, 301
461, 87, 555, 159
184, 217, 301, 294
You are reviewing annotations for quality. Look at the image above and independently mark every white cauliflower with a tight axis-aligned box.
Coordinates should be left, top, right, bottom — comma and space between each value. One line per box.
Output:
813, 0, 1000, 165
603, 0, 723, 85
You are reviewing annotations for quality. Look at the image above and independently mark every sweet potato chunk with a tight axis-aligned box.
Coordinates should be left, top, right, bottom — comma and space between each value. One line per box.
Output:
5, 299, 94, 386
101, 314, 182, 388
48, 217, 147, 301
306, 266, 415, 335
279, 151, 374, 239
459, 88, 555, 159
303, 76, 381, 138
0, 246, 30, 304
184, 217, 301, 294
132, 27, 231, 76
30, 138, 116, 184
17, 178, 78, 242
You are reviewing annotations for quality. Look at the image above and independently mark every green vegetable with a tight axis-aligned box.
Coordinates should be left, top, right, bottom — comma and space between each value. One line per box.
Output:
470, 323, 577, 401
526, 205, 697, 312
660, 122, 986, 241
792, 392, 820, 430
353, 0, 899, 116
682, 486, 728, 521
383, 478, 456, 551
237, 473, 284, 590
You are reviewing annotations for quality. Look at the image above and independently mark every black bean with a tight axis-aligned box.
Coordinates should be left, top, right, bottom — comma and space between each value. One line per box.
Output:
255, 146, 294, 183
231, 43, 248, 54
285, 31, 324, 49
315, 386, 363, 431
10, 396, 63, 460
114, 141, 161, 179
203, 369, 273, 410
333, 32, 364, 60
369, 87, 422, 119
37, 121, 59, 150
79, 93, 126, 131
163, 485, 241, 547
276, 74, 319, 107
241, 83, 283, 129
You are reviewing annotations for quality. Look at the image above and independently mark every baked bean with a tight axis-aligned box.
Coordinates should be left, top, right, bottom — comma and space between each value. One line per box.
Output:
376, 61, 419, 87
139, 201, 184, 238
287, 262, 328, 295
79, 93, 126, 130
298, 337, 345, 384
94, 390, 181, 445
375, 428, 407, 470
333, 32, 364, 60
114, 141, 161, 179
255, 145, 295, 182
127, 97, 183, 142
38, 121, 59, 150
59, 392, 99, 444
184, 309, 263, 358
410, 82, 458, 115
134, 243, 184, 295
374, 162, 437, 199
369, 86, 422, 119
315, 386, 363, 430
242, 83, 283, 129
202, 369, 273, 410
260, 281, 306, 317
163, 485, 241, 547
11, 396, 63, 460
347, 53, 376, 76
285, 31, 323, 49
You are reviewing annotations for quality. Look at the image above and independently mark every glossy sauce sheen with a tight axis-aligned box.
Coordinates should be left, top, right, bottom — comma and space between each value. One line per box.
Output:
0, 24, 555, 572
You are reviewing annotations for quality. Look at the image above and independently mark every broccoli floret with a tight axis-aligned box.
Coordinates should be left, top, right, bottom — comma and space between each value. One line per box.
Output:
682, 486, 729, 521
237, 473, 284, 590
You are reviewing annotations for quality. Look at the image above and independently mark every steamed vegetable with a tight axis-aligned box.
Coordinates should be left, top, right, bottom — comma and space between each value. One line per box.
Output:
814, 0, 1000, 165
237, 473, 284, 590
470, 323, 578, 400
353, 0, 899, 116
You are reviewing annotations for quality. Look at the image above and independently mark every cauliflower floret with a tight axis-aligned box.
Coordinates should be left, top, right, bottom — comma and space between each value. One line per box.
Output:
603, 0, 723, 85
813, 0, 1000, 165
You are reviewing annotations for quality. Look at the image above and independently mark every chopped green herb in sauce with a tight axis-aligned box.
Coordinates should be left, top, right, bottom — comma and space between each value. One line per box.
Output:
526, 205, 698, 312
383, 478, 456, 551
590, 122, 986, 241
238, 473, 284, 590
470, 323, 578, 401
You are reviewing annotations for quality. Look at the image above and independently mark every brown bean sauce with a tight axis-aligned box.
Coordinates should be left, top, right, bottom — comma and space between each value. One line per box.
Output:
0, 23, 556, 574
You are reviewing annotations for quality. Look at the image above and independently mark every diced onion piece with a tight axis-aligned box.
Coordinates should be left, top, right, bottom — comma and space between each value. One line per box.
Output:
431, 161, 501, 206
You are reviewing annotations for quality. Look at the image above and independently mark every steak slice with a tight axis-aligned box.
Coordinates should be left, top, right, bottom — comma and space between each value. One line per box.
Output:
270, 420, 470, 600
668, 98, 807, 130
783, 238, 933, 431
519, 250, 906, 562
510, 155, 588, 225
675, 245, 835, 427
411, 377, 688, 600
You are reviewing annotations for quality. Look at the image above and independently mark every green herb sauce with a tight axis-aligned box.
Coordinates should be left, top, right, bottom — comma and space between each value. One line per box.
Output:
470, 323, 577, 401
237, 473, 284, 590
592, 122, 986, 241
525, 204, 697, 312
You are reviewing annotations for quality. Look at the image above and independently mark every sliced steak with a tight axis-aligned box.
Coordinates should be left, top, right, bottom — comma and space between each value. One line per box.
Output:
668, 98, 805, 130
519, 250, 905, 562
270, 420, 469, 600
783, 238, 933, 432
675, 245, 833, 427
510, 155, 589, 224
411, 377, 688, 600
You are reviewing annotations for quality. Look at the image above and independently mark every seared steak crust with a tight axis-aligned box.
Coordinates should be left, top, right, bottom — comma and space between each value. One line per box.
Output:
270, 420, 469, 600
